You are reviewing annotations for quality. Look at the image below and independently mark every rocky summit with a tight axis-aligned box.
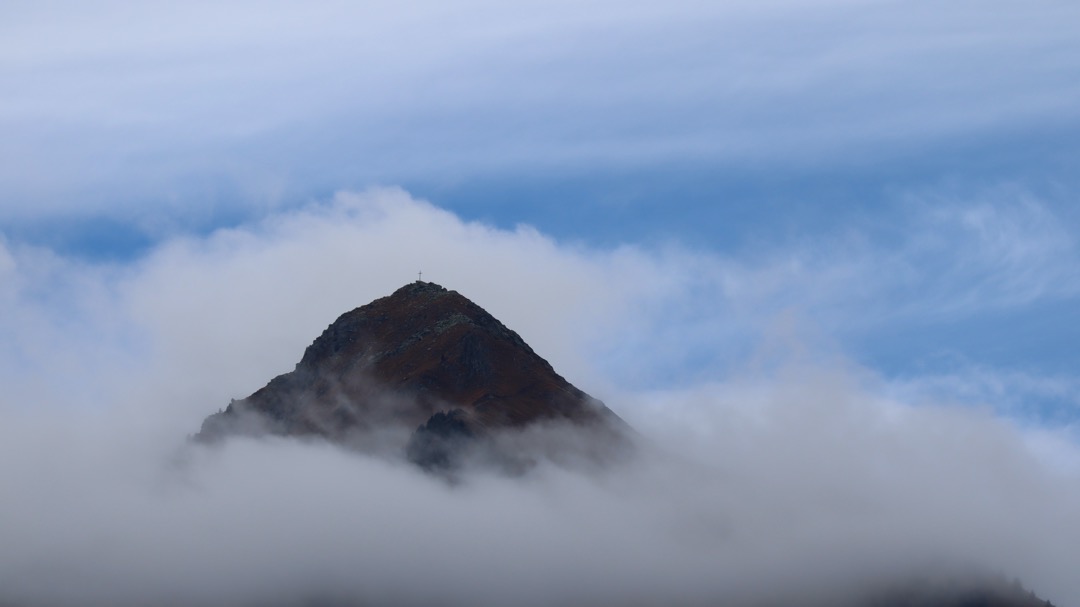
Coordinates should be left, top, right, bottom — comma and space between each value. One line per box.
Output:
196, 281, 629, 469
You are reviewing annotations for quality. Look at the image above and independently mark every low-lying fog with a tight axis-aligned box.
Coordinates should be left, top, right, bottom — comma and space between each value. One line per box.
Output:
1, 191, 1077, 606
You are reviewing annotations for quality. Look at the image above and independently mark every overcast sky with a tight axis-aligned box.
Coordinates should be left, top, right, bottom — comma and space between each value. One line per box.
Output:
2, 2, 1080, 605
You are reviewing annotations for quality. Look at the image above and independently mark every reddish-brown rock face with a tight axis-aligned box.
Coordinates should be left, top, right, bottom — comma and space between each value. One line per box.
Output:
197, 282, 627, 466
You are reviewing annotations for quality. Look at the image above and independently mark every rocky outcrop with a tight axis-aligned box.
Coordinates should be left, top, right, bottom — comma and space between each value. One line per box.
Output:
404, 409, 475, 470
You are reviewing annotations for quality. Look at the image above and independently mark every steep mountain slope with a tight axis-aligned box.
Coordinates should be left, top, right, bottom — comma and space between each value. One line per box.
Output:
196, 281, 628, 467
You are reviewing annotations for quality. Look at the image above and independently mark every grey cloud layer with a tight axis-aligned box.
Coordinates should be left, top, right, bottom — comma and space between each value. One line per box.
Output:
4, 390, 1077, 606
0, 192, 1078, 605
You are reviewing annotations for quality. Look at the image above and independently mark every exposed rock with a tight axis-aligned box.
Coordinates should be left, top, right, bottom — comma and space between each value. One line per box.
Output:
404, 409, 475, 471
195, 281, 630, 468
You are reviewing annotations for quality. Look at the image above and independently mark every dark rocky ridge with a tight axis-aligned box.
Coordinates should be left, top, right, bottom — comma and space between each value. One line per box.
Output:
197, 281, 629, 467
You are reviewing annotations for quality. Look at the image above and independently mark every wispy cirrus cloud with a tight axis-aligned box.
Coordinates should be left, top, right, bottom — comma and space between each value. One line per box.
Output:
709, 187, 1080, 326
2, 1, 1078, 224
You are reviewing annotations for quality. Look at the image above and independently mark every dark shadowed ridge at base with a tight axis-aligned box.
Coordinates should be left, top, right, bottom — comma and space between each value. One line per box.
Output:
195, 281, 632, 470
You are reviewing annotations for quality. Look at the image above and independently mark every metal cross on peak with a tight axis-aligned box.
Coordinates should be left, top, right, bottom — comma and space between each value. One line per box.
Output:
417, 270, 422, 282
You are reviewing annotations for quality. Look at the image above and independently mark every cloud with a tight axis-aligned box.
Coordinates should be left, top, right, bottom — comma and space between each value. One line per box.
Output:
707, 187, 1080, 330
3, 1, 1079, 221
886, 364, 1080, 439
2, 354, 1079, 605
3, 187, 1076, 412
0, 189, 685, 425
1, 190, 1079, 605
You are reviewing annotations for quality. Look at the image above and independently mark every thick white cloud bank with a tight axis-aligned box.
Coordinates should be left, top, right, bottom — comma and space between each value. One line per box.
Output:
0, 190, 1078, 606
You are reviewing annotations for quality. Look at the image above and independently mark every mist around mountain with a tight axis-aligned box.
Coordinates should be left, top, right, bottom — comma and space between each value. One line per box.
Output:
4, 0, 1079, 603
182, 282, 1054, 607
0, 199, 1075, 607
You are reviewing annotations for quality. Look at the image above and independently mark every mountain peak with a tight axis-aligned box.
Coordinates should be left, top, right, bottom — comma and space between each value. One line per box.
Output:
197, 282, 629, 469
